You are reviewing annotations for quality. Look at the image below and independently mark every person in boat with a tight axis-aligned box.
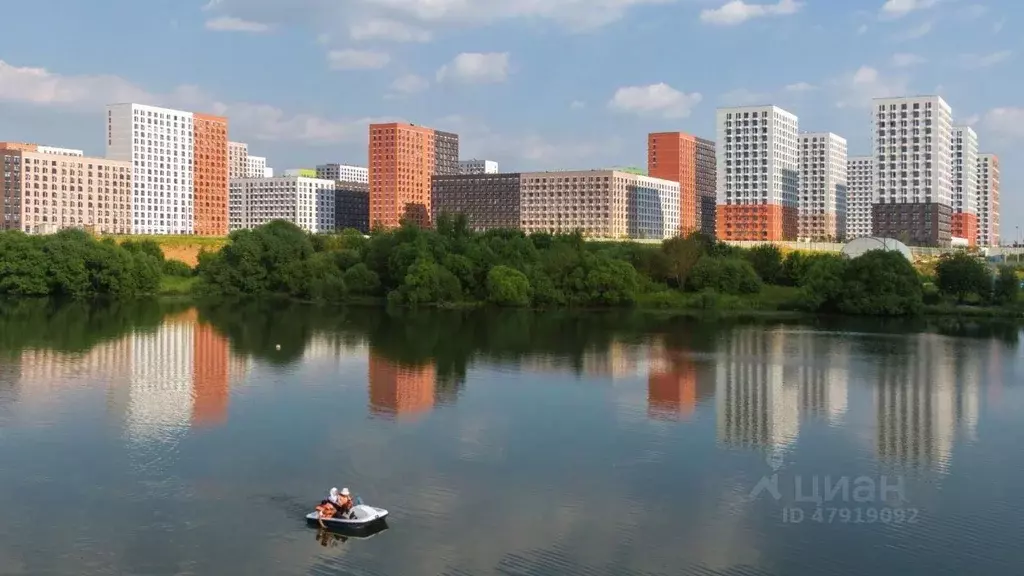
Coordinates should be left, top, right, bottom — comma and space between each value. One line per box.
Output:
333, 487, 354, 516
314, 500, 337, 528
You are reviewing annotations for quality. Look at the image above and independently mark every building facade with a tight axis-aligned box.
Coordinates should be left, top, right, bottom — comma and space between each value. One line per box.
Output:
458, 159, 499, 175
951, 126, 979, 245
1, 145, 131, 234
431, 173, 522, 231
228, 141, 248, 180
871, 96, 954, 247
228, 176, 335, 233
368, 122, 459, 229
798, 132, 848, 241
846, 156, 874, 240
626, 174, 681, 240
246, 155, 267, 178
647, 132, 716, 237
193, 113, 229, 236
37, 146, 84, 156
335, 182, 370, 234
715, 105, 799, 241
316, 163, 368, 184
978, 153, 999, 246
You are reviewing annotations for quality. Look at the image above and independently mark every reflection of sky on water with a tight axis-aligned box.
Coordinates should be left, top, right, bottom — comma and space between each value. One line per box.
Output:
0, 310, 1021, 575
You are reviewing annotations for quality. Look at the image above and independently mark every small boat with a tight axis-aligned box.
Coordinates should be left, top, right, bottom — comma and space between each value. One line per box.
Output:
306, 497, 389, 530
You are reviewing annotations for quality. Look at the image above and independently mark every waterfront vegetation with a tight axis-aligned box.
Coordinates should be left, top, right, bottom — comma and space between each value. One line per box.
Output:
1, 220, 1020, 319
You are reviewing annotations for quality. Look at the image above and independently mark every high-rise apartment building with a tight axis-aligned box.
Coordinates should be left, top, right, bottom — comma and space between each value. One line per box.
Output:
846, 156, 874, 240
106, 103, 229, 236
228, 176, 335, 233
431, 173, 522, 231
870, 96, 954, 247
316, 163, 368, 183
978, 153, 999, 246
246, 155, 267, 178
647, 132, 716, 237
368, 122, 459, 229
950, 126, 979, 245
715, 105, 799, 241
798, 132, 848, 241
228, 142, 248, 180
458, 159, 499, 175
1, 144, 131, 234
335, 182, 369, 234
519, 170, 680, 239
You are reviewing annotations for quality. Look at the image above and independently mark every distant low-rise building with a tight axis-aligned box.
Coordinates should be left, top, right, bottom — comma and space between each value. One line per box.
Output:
317, 163, 368, 184
458, 159, 499, 175
229, 176, 335, 233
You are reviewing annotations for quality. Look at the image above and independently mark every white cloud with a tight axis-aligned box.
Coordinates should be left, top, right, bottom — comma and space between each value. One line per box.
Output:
830, 66, 910, 109
389, 74, 429, 94
958, 50, 1012, 68
0, 59, 384, 144
890, 52, 926, 67
570, 100, 586, 109
962, 114, 980, 127
204, 16, 271, 32
349, 18, 432, 42
327, 49, 391, 70
436, 52, 509, 83
893, 20, 932, 40
879, 0, 938, 19
608, 83, 702, 119
699, 0, 802, 26
784, 81, 815, 92
980, 108, 1024, 141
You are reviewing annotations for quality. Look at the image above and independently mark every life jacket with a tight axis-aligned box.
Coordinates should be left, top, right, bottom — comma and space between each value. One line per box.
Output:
316, 502, 337, 519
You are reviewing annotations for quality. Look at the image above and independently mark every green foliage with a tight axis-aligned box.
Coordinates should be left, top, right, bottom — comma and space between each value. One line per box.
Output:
993, 265, 1020, 305
0, 229, 163, 299
661, 235, 703, 288
486, 265, 532, 306
688, 258, 763, 295
837, 250, 923, 316
935, 252, 993, 304
744, 244, 784, 284
798, 256, 848, 312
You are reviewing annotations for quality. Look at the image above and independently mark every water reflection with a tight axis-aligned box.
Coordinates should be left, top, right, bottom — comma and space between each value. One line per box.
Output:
368, 353, 436, 419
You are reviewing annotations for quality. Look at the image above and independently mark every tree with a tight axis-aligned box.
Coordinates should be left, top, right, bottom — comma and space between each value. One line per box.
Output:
688, 258, 762, 295
744, 243, 784, 284
799, 257, 848, 312
661, 235, 703, 288
838, 250, 923, 316
934, 252, 993, 304
486, 265, 532, 306
993, 265, 1020, 305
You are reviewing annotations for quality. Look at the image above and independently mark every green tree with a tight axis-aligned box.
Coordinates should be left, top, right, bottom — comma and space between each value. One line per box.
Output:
343, 263, 381, 296
799, 257, 848, 312
993, 265, 1020, 305
935, 252, 993, 304
486, 265, 532, 306
838, 250, 923, 316
661, 235, 703, 289
688, 258, 762, 295
744, 243, 784, 284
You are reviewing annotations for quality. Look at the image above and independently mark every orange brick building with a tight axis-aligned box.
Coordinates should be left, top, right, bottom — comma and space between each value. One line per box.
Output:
368, 353, 436, 419
192, 113, 229, 236
368, 122, 459, 229
647, 132, 716, 236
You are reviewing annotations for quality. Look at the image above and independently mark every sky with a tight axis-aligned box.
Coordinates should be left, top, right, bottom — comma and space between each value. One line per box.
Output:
0, 0, 1021, 239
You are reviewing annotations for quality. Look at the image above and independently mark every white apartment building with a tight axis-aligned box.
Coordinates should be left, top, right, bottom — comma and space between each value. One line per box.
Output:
37, 146, 84, 157
228, 141, 248, 180
951, 126, 978, 243
229, 176, 335, 233
246, 155, 267, 178
316, 163, 368, 183
846, 156, 874, 239
715, 105, 800, 241
627, 174, 681, 240
798, 132, 848, 241
263, 166, 274, 178
106, 103, 194, 234
978, 153, 1000, 246
871, 96, 954, 245
459, 159, 499, 175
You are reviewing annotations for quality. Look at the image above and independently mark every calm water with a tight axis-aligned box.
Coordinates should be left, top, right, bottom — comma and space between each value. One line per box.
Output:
1, 300, 1023, 576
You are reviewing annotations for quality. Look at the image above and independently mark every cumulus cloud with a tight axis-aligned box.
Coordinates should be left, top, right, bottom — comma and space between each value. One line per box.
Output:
327, 49, 391, 70
0, 59, 385, 144
979, 108, 1024, 141
893, 20, 932, 40
879, 0, 938, 19
784, 81, 815, 92
958, 50, 1012, 68
890, 52, 926, 67
436, 52, 509, 83
570, 100, 586, 109
389, 74, 429, 95
700, 0, 802, 26
608, 83, 702, 119
349, 18, 432, 42
830, 66, 910, 109
204, 16, 271, 32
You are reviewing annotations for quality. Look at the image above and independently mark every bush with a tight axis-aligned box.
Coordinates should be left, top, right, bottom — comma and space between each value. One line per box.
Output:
993, 265, 1020, 305
688, 257, 762, 295
486, 265, 532, 306
935, 252, 992, 304
838, 250, 923, 316
745, 244, 784, 283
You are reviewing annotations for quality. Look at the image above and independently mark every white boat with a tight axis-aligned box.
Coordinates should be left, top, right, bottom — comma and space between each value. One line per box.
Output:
306, 498, 389, 530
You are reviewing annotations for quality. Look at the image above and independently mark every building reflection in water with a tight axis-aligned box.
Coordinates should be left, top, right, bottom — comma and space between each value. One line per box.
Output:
367, 351, 436, 419
790, 332, 849, 424
874, 333, 980, 471
647, 338, 716, 421
714, 327, 800, 452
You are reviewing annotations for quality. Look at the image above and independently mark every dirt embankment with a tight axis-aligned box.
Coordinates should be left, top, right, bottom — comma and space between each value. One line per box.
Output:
107, 236, 227, 267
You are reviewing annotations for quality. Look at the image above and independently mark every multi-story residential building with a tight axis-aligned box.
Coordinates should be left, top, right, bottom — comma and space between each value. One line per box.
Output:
798, 132, 848, 241
228, 141, 248, 180
246, 155, 267, 178
519, 170, 680, 239
846, 156, 874, 240
1, 144, 131, 234
106, 103, 229, 236
647, 132, 716, 237
283, 168, 317, 177
715, 105, 799, 241
978, 153, 999, 246
228, 176, 335, 233
262, 166, 274, 178
368, 122, 459, 229
870, 96, 954, 247
335, 181, 370, 234
316, 163, 369, 183
37, 146, 84, 156
458, 159, 499, 175
431, 173, 521, 231
950, 126, 979, 245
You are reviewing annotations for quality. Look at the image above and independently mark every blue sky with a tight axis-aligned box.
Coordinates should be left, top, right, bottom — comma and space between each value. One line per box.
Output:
0, 0, 1021, 238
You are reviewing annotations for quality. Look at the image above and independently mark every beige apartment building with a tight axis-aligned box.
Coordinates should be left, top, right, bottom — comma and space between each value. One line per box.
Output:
1, 142, 131, 234
520, 170, 630, 237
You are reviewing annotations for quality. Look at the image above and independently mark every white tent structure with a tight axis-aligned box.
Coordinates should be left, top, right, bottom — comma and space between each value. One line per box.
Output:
840, 237, 913, 260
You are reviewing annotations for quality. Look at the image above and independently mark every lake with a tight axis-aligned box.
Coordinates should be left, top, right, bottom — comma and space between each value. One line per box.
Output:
0, 299, 1022, 575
